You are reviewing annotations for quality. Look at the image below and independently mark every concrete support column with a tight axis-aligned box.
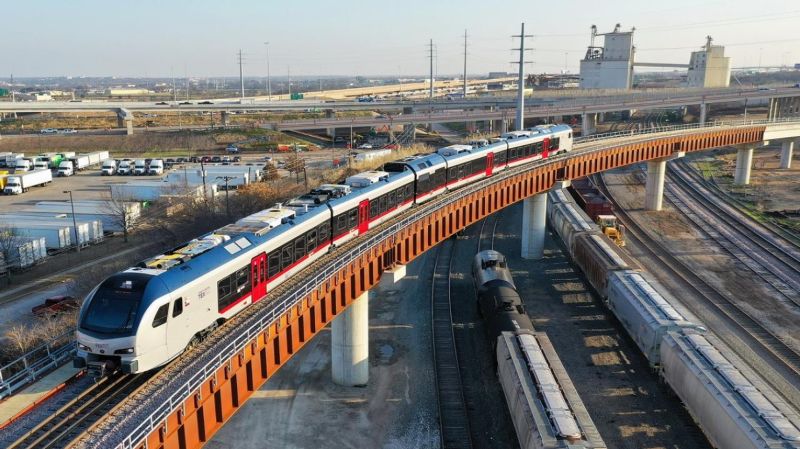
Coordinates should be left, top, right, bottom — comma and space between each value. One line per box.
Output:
521, 193, 547, 260
645, 159, 667, 211
221, 111, 230, 127
734, 146, 754, 185
332, 291, 369, 387
699, 103, 707, 125
581, 112, 596, 136
780, 140, 794, 169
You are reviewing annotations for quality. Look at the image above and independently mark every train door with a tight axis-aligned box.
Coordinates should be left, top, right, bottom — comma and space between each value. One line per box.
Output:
486, 153, 494, 176
542, 138, 551, 158
251, 253, 267, 302
358, 200, 370, 234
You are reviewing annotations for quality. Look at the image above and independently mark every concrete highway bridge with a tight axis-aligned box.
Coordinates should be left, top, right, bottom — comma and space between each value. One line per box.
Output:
74, 117, 800, 449
1, 87, 798, 136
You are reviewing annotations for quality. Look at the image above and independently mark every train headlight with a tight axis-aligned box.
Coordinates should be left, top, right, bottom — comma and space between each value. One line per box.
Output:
114, 347, 135, 355
78, 343, 90, 351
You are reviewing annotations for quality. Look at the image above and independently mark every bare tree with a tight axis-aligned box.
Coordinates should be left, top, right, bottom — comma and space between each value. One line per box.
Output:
102, 190, 136, 243
0, 226, 25, 283
5, 324, 38, 355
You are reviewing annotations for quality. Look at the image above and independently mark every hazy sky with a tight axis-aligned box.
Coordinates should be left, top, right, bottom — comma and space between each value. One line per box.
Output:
5, 0, 800, 78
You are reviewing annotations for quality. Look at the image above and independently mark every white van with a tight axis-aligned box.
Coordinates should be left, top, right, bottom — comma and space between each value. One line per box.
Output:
117, 160, 132, 175
101, 159, 117, 176
148, 159, 164, 175
57, 160, 74, 177
132, 159, 147, 176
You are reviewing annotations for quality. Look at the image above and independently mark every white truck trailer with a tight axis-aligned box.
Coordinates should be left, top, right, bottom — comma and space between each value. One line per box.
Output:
3, 169, 53, 195
69, 155, 90, 171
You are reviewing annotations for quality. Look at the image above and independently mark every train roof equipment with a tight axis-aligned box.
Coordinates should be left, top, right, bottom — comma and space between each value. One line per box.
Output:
436, 144, 473, 156
661, 332, 800, 449
346, 171, 389, 187
606, 271, 705, 366
497, 331, 606, 448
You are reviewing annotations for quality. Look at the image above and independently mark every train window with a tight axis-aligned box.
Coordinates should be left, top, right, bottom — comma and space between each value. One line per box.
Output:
370, 200, 379, 217
318, 222, 330, 241
172, 298, 183, 318
379, 195, 388, 212
218, 277, 232, 300
335, 214, 348, 234
236, 267, 249, 289
534, 141, 543, 153
267, 252, 281, 278
295, 236, 307, 260
260, 259, 266, 282
280, 243, 294, 270
306, 229, 318, 253
152, 304, 169, 328
348, 209, 358, 228
551, 137, 560, 149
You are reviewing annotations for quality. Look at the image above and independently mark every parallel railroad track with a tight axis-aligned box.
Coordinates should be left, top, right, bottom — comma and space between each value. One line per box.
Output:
664, 161, 800, 305
593, 174, 800, 401
7, 372, 155, 449
430, 239, 473, 449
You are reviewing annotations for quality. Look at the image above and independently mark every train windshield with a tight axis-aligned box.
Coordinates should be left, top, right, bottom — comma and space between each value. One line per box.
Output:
80, 274, 150, 336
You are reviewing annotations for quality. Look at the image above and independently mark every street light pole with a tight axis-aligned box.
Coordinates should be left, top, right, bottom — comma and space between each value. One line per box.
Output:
63, 190, 80, 253
216, 176, 235, 219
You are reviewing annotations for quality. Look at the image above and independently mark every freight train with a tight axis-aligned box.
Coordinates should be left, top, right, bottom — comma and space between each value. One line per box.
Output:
472, 250, 605, 449
547, 188, 800, 449
74, 125, 574, 376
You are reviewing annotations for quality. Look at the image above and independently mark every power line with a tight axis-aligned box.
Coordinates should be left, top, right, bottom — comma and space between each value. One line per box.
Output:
511, 23, 533, 131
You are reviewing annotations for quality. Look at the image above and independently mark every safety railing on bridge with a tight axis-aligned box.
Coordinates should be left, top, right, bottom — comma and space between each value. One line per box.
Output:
0, 330, 75, 399
105, 117, 800, 449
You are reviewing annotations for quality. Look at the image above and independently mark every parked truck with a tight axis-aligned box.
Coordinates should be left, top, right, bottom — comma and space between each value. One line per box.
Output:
69, 155, 90, 171
86, 151, 109, 166
100, 159, 117, 175
148, 159, 164, 175
133, 159, 147, 175
57, 160, 74, 177
39, 153, 63, 169
33, 157, 51, 171
12, 158, 32, 172
0, 172, 10, 190
117, 160, 132, 175
3, 169, 53, 195
2, 153, 23, 168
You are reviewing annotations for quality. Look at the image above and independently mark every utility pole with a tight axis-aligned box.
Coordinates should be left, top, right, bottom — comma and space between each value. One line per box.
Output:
264, 42, 271, 101
512, 23, 533, 131
238, 49, 245, 99
216, 176, 236, 219
288, 66, 292, 98
428, 39, 435, 129
63, 190, 80, 253
463, 30, 468, 98
171, 68, 177, 103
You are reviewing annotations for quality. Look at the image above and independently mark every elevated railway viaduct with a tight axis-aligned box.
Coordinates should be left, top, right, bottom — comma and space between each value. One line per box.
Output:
83, 119, 800, 449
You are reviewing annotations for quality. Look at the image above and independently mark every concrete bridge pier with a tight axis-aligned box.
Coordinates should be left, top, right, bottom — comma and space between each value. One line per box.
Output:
521, 193, 547, 259
116, 108, 133, 135
734, 145, 754, 185
332, 290, 369, 387
780, 140, 794, 169
581, 113, 597, 136
699, 103, 707, 125
645, 159, 667, 211
221, 111, 230, 127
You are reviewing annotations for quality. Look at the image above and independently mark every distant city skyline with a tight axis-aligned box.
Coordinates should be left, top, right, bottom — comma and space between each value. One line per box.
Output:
5, 0, 800, 78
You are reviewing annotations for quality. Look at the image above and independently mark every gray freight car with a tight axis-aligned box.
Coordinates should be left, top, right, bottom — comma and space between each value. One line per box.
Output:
660, 332, 800, 449
547, 201, 599, 254
606, 270, 705, 367
497, 332, 606, 449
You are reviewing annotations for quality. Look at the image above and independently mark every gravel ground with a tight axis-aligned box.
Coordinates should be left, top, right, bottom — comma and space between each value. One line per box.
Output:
207, 250, 439, 449
491, 202, 711, 449
0, 375, 93, 448
603, 166, 800, 353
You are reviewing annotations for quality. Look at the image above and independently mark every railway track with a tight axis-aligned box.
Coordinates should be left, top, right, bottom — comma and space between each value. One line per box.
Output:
430, 239, 473, 449
663, 161, 800, 305
7, 372, 154, 449
593, 174, 800, 402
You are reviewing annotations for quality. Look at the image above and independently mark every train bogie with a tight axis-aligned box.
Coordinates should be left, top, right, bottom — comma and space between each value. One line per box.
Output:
660, 332, 800, 449
606, 270, 705, 367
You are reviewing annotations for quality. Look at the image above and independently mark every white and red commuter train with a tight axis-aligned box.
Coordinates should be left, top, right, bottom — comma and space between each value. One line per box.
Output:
74, 124, 574, 375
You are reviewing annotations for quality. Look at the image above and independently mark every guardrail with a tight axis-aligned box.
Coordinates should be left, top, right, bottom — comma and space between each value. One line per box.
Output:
107, 118, 798, 449
0, 330, 75, 399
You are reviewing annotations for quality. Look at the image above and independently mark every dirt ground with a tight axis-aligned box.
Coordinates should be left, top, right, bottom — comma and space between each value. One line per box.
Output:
601, 159, 800, 353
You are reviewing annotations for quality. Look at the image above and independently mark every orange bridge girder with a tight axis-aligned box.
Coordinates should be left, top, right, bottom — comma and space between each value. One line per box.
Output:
98, 124, 767, 449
